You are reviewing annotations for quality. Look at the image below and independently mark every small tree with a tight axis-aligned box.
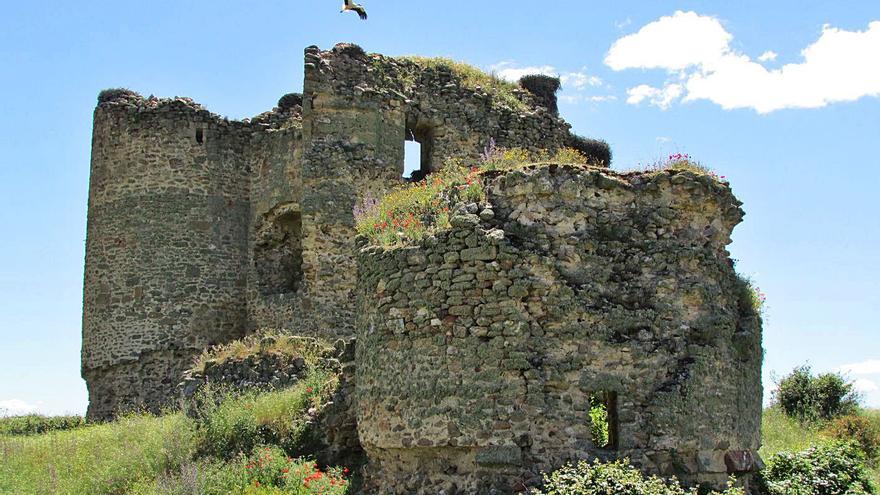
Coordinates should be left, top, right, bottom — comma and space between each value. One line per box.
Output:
774, 366, 860, 423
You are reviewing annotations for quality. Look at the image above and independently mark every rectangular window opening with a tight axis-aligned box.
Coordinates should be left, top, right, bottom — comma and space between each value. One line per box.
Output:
402, 125, 435, 181
589, 391, 619, 450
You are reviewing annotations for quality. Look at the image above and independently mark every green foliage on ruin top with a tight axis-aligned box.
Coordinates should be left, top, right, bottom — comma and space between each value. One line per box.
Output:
0, 369, 354, 495
191, 331, 335, 374
396, 56, 529, 111
353, 146, 597, 248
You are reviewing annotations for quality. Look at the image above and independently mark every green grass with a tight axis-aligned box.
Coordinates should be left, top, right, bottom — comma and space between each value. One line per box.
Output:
192, 332, 334, 374
0, 367, 352, 495
354, 147, 594, 247
397, 56, 528, 111
197, 370, 336, 459
0, 413, 197, 495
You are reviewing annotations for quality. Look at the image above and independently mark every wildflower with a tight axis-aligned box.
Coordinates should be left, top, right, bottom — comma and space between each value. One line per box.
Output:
306, 386, 314, 393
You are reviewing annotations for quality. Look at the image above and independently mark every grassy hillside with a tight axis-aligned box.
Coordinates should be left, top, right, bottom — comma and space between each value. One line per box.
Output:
0, 372, 352, 495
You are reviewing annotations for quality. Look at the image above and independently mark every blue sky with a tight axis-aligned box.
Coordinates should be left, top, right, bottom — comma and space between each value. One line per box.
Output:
1, 0, 878, 416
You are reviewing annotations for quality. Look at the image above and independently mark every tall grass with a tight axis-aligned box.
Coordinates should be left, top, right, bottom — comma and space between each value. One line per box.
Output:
0, 413, 197, 495
197, 370, 336, 459
0, 364, 349, 494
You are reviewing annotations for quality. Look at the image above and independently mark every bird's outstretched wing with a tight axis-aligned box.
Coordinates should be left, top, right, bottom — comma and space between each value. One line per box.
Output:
354, 5, 367, 20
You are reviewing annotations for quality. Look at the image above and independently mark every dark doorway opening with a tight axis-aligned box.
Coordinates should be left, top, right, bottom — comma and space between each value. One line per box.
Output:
254, 208, 303, 295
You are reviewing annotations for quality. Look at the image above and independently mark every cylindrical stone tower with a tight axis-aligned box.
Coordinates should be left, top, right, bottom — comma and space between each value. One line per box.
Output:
355, 165, 763, 494
82, 91, 252, 420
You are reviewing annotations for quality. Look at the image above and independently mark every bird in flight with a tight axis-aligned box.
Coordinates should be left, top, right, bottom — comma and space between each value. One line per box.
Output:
341, 0, 368, 20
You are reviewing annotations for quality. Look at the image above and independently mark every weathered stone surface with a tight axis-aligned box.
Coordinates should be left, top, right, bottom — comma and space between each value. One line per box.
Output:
82, 43, 586, 421
355, 165, 762, 494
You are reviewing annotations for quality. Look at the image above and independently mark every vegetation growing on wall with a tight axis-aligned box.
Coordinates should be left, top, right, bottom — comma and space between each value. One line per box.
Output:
398, 57, 528, 111
192, 332, 334, 374
353, 145, 593, 247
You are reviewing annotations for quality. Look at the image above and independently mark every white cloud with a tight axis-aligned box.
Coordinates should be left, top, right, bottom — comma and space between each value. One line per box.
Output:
854, 378, 879, 394
758, 50, 778, 62
839, 359, 880, 375
606, 12, 880, 113
0, 399, 39, 416
491, 63, 558, 83
626, 83, 683, 109
561, 72, 603, 89
606, 11, 732, 71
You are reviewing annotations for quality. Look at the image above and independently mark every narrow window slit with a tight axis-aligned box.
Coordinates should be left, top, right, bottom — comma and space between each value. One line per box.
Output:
195, 128, 204, 144
589, 391, 619, 450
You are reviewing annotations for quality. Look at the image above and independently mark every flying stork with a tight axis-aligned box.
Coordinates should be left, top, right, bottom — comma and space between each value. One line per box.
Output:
341, 0, 368, 20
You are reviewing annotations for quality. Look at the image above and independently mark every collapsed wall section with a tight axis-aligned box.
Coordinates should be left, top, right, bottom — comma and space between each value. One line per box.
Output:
82, 93, 252, 420
355, 165, 762, 494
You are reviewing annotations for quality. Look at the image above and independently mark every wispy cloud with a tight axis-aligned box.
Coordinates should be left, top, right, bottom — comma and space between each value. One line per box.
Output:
854, 378, 879, 394
758, 50, 778, 62
0, 399, 39, 416
839, 359, 880, 375
490, 62, 608, 105
626, 83, 683, 109
605, 11, 880, 113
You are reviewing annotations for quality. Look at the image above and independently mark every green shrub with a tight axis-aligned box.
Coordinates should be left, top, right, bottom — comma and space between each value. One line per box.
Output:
97, 87, 139, 103
774, 366, 860, 423
762, 442, 876, 495
0, 414, 86, 436
531, 459, 742, 495
354, 160, 484, 246
564, 134, 612, 166
195, 370, 334, 459
826, 415, 880, 460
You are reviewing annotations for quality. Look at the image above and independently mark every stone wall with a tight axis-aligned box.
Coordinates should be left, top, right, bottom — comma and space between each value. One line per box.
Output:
82, 43, 604, 419
355, 165, 762, 494
82, 94, 254, 419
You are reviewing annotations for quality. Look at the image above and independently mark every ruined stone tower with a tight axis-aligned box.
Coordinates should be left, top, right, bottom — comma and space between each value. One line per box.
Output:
82, 43, 598, 420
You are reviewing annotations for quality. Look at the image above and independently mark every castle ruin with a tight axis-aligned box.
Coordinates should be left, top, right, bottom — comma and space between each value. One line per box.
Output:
82, 43, 762, 492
